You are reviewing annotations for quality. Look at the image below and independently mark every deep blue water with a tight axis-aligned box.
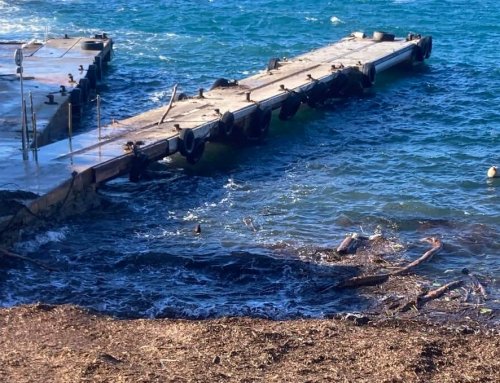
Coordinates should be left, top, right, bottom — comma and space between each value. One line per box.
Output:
1, 0, 499, 318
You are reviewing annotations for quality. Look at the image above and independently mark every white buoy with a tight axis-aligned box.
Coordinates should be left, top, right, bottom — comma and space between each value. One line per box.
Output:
487, 166, 497, 178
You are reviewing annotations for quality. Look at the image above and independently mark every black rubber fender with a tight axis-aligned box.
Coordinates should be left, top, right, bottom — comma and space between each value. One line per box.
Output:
373, 31, 395, 42
279, 92, 302, 120
174, 92, 189, 101
81, 40, 104, 51
361, 62, 376, 87
423, 36, 432, 59
87, 64, 97, 89
219, 111, 235, 137
70, 88, 82, 106
306, 81, 329, 108
267, 57, 280, 71
417, 36, 432, 60
210, 78, 237, 90
178, 128, 196, 156
129, 151, 150, 182
186, 138, 205, 165
70, 88, 82, 115
411, 44, 424, 62
244, 107, 272, 141
338, 68, 364, 97
78, 77, 90, 102
94, 56, 102, 81
327, 72, 350, 98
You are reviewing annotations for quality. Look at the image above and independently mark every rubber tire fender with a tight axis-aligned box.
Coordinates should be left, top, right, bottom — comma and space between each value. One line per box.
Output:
186, 139, 205, 165
174, 92, 189, 101
70, 88, 82, 107
178, 128, 196, 156
412, 44, 424, 62
423, 36, 432, 59
244, 107, 271, 141
267, 57, 280, 71
306, 81, 329, 108
279, 92, 302, 121
94, 56, 102, 81
70, 88, 83, 116
219, 111, 235, 138
81, 40, 104, 51
327, 72, 349, 98
210, 78, 236, 90
78, 78, 90, 102
373, 31, 395, 42
361, 63, 376, 88
87, 64, 97, 89
417, 36, 432, 60
338, 68, 364, 97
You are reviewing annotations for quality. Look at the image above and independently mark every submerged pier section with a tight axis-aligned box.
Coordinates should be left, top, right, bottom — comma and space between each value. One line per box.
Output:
0, 31, 431, 242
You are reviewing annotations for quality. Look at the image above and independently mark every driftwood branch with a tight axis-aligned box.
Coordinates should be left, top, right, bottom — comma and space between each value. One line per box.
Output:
337, 237, 442, 289
398, 280, 464, 312
158, 83, 178, 125
0, 248, 57, 271
337, 273, 389, 288
462, 268, 488, 300
390, 237, 442, 276
418, 280, 463, 304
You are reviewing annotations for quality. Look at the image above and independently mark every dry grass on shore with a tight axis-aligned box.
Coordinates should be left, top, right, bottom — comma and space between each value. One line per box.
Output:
0, 304, 498, 383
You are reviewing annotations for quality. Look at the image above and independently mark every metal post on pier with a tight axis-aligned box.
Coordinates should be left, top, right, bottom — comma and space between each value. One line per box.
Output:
68, 102, 73, 152
23, 98, 29, 149
14, 48, 28, 160
97, 95, 101, 140
29, 91, 37, 161
32, 112, 38, 162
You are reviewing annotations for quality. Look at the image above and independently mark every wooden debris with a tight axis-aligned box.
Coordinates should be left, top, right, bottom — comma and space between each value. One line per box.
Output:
158, 83, 178, 125
0, 248, 56, 271
337, 236, 442, 289
417, 280, 464, 305
398, 280, 463, 312
337, 273, 390, 288
390, 237, 443, 276
336, 234, 357, 254
462, 268, 488, 300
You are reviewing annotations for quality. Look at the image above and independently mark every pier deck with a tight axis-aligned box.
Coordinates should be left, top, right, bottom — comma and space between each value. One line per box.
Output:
0, 35, 113, 151
0, 32, 432, 240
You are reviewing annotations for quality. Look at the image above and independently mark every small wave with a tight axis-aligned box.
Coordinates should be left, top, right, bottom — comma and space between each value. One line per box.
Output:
14, 227, 68, 253
183, 211, 199, 221
330, 16, 344, 25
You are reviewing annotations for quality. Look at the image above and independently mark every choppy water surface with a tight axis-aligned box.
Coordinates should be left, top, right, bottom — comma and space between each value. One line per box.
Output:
1, 0, 499, 318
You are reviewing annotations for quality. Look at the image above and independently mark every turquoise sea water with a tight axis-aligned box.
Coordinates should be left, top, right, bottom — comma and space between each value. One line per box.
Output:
1, 1, 499, 318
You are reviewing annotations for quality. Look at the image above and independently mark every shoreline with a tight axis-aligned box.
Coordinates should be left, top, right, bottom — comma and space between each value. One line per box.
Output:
1, 303, 498, 383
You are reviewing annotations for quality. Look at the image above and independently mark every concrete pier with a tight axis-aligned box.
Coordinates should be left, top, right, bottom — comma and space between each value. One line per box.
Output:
0, 31, 431, 243
0, 34, 113, 150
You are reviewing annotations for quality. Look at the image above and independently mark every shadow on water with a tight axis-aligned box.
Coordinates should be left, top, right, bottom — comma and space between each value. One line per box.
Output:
0, 245, 366, 319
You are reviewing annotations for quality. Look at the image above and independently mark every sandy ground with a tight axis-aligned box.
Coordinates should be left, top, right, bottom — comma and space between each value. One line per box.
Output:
0, 304, 498, 383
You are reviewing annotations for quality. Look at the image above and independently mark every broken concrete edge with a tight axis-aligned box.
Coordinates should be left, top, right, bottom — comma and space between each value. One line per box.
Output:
0, 169, 101, 247
0, 139, 172, 247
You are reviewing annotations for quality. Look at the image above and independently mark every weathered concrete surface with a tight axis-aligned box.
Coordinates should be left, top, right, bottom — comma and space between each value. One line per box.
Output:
0, 35, 113, 148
